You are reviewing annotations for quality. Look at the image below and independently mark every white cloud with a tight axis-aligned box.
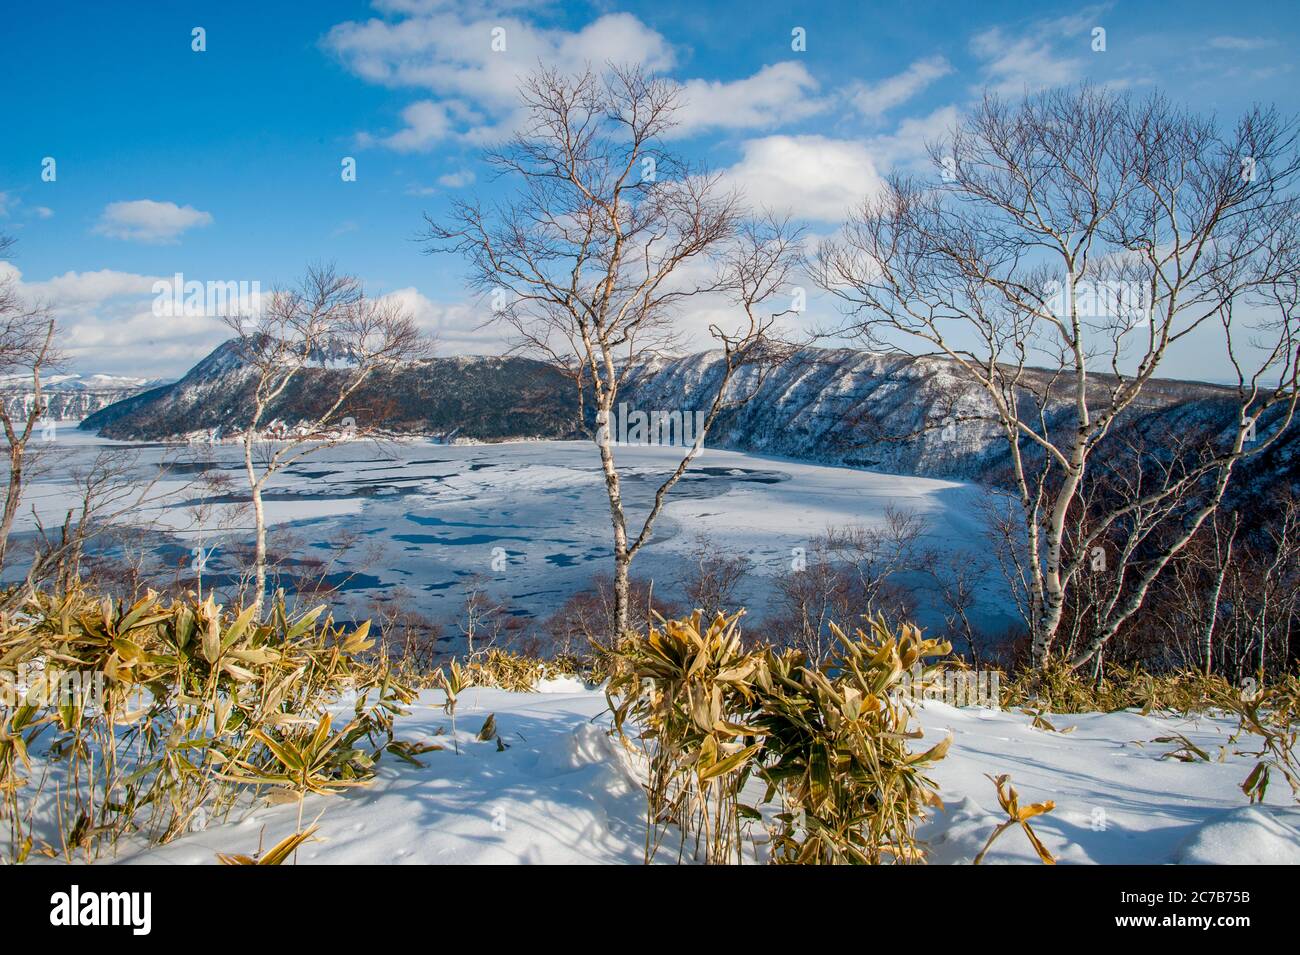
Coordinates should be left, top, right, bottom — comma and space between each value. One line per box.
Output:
328, 11, 673, 144
0, 191, 52, 222
0, 264, 234, 377
362, 99, 458, 151
4, 265, 508, 376
437, 169, 476, 188
363, 60, 828, 149
372, 0, 546, 13
721, 136, 884, 222
849, 56, 953, 119
337, 7, 833, 149
866, 105, 960, 172
93, 200, 213, 244
971, 26, 1081, 96
671, 62, 826, 136
968, 7, 1110, 97
21, 268, 160, 304
379, 286, 511, 354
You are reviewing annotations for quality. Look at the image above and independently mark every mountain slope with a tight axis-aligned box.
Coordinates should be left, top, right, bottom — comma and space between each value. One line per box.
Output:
619, 348, 1237, 480
81, 342, 584, 442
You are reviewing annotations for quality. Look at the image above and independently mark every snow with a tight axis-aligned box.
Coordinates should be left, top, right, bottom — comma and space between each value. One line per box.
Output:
0, 372, 158, 391
916, 702, 1300, 864
1173, 807, 1300, 865
111, 686, 645, 866
98, 686, 1300, 866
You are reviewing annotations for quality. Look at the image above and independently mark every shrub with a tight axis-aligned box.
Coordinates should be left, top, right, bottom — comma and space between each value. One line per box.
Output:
1233, 674, 1300, 804
607, 610, 951, 865
608, 610, 764, 864
999, 658, 1238, 715
757, 618, 952, 864
464, 648, 588, 693
0, 588, 413, 863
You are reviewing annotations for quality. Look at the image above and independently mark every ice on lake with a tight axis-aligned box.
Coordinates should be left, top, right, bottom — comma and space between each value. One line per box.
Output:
9, 431, 1015, 637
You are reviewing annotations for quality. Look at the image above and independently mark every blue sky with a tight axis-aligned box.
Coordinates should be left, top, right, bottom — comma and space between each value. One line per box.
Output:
1, 0, 1296, 379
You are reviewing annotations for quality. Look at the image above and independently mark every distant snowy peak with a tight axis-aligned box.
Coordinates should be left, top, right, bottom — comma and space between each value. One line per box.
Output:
186, 335, 402, 376
0, 371, 169, 422
0, 372, 164, 390
52, 373, 168, 391
305, 337, 364, 368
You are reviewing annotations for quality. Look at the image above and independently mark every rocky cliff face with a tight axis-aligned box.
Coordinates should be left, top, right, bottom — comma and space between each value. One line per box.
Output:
618, 348, 1238, 480
0, 373, 167, 422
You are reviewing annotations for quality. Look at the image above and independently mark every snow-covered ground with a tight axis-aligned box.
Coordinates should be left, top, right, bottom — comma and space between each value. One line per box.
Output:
107, 684, 1300, 866
11, 433, 1015, 635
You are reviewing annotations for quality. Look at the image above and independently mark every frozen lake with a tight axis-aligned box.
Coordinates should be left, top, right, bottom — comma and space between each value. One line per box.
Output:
10, 430, 1016, 639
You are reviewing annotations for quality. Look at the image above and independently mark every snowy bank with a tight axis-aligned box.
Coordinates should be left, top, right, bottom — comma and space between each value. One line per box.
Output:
103, 685, 1300, 865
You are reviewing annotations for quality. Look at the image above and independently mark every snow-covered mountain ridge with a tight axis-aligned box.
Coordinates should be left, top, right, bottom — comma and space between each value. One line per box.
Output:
80, 340, 583, 443
615, 348, 1262, 481
78, 340, 1287, 486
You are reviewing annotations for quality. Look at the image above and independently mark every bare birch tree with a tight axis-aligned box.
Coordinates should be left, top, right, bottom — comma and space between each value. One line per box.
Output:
1150, 496, 1300, 680
1197, 510, 1238, 675
816, 85, 1300, 669
0, 234, 60, 575
0, 448, 174, 613
423, 65, 802, 637
680, 533, 753, 622
222, 264, 426, 616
